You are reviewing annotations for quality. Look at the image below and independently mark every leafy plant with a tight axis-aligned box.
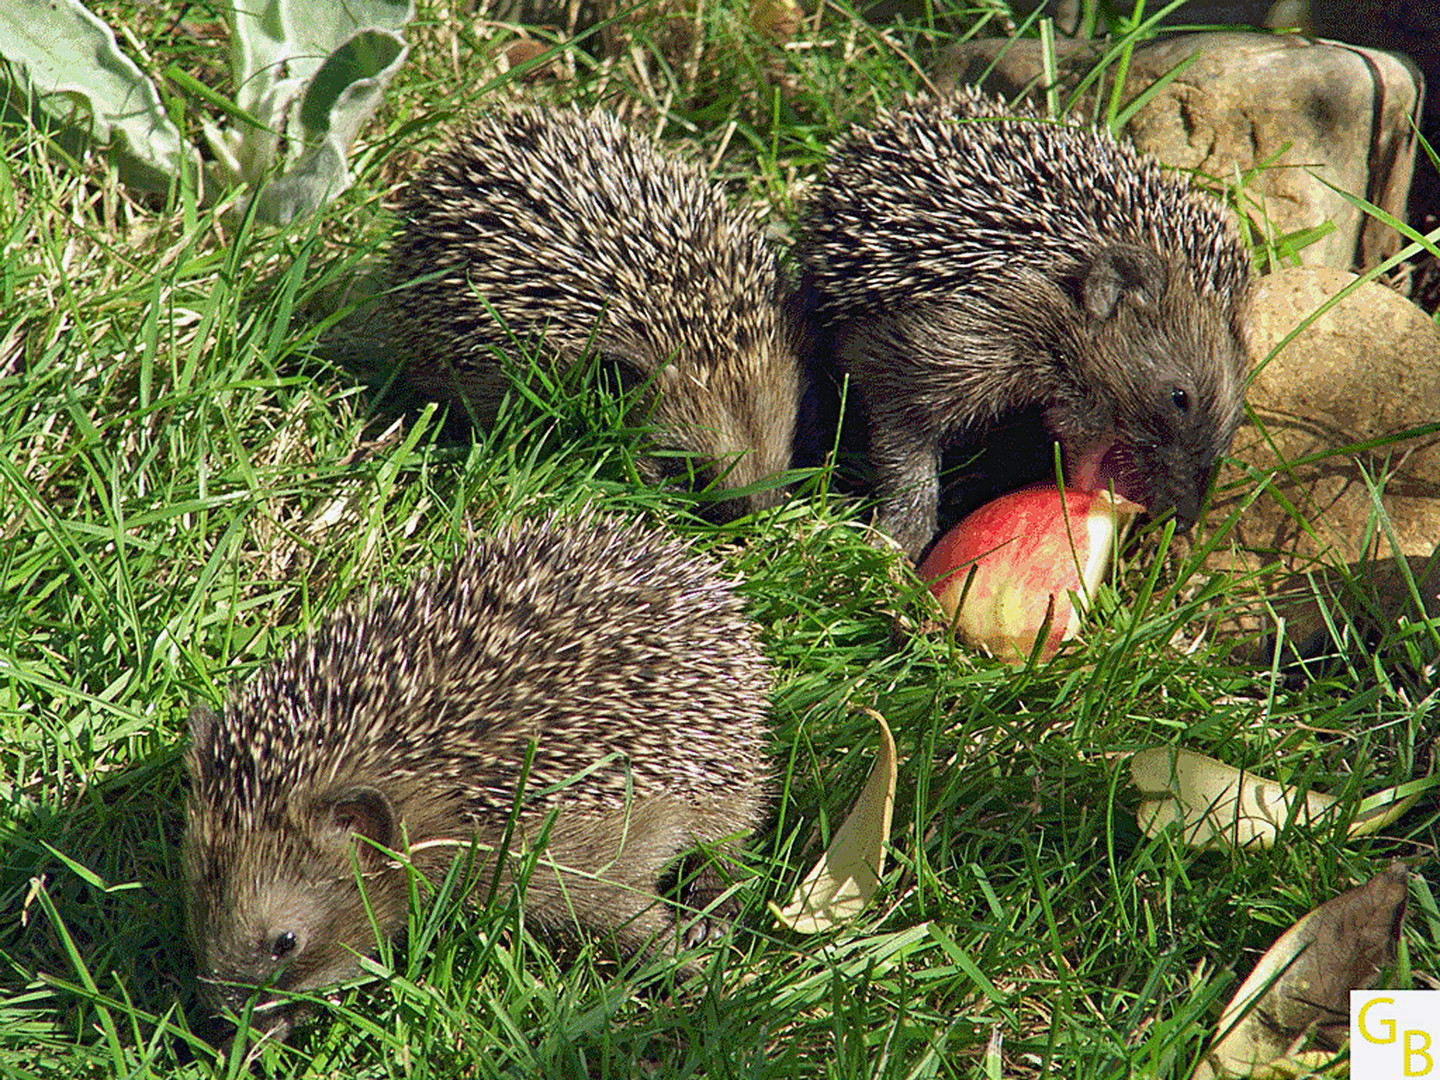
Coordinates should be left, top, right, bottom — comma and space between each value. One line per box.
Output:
0, 0, 412, 222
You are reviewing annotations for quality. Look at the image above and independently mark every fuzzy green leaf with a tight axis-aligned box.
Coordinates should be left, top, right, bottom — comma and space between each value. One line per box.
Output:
0, 0, 189, 190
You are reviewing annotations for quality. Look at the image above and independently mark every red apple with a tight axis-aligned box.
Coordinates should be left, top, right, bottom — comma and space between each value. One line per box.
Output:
917, 485, 1145, 662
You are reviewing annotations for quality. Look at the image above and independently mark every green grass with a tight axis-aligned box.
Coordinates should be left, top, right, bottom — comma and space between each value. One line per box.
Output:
2, 1, 1437, 1077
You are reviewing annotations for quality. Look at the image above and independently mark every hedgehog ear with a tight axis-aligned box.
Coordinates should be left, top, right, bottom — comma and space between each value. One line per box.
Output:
1081, 245, 1168, 322
324, 786, 396, 870
184, 704, 218, 782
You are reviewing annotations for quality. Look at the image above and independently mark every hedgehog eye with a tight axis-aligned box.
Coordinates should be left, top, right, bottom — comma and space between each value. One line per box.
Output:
1171, 387, 1190, 412
271, 931, 298, 962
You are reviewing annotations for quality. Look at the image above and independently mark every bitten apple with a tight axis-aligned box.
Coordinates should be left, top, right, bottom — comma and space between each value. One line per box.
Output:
917, 485, 1144, 662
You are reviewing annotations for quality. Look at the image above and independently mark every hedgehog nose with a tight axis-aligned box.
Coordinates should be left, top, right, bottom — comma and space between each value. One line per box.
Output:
1170, 469, 1211, 531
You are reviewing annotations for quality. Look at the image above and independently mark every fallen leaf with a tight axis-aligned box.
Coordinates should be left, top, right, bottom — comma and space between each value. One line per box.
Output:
1197, 862, 1409, 1078
772, 709, 897, 934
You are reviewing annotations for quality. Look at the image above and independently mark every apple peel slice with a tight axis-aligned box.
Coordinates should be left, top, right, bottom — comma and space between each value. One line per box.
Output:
772, 709, 897, 934
918, 485, 1145, 663
1131, 747, 1427, 850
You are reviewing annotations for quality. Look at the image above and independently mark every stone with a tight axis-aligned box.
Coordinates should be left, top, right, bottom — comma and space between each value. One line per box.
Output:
1217, 265, 1440, 565
1004, 0, 1275, 27
1232, 553, 1440, 674
932, 32, 1424, 272
1303, 0, 1440, 99
1202, 265, 1440, 668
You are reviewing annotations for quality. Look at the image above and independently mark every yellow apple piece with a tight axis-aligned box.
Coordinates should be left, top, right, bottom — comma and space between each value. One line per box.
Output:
1131, 746, 1432, 849
773, 709, 897, 934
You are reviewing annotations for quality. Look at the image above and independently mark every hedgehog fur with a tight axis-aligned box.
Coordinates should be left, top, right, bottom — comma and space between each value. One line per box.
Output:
182, 513, 772, 1039
796, 88, 1253, 558
389, 105, 804, 520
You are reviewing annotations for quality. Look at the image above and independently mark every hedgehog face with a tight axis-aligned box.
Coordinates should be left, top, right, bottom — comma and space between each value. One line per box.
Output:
646, 334, 804, 520
182, 778, 408, 1041
1051, 246, 1250, 529
186, 858, 378, 1039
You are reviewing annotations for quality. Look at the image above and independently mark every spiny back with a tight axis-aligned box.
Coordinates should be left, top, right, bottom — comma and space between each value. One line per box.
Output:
391, 104, 792, 390
189, 514, 771, 833
799, 88, 1251, 320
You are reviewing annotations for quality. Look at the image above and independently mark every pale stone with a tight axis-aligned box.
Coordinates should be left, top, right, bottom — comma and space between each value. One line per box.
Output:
1202, 265, 1440, 666
932, 32, 1423, 272
1217, 265, 1440, 565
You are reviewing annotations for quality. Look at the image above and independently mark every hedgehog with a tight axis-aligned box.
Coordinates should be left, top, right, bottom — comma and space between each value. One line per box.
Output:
388, 105, 805, 521
181, 513, 772, 1041
795, 88, 1253, 559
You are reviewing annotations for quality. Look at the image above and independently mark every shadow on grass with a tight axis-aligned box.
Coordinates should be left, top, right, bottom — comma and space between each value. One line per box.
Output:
0, 744, 215, 1070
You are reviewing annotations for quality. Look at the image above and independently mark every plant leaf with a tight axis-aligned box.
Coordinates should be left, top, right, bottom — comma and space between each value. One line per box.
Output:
772, 709, 897, 934
226, 0, 412, 141
216, 0, 410, 220
298, 29, 406, 142
226, 0, 289, 124
0, 0, 189, 189
1349, 775, 1435, 837
247, 28, 407, 224
247, 136, 349, 227
1197, 862, 1409, 1078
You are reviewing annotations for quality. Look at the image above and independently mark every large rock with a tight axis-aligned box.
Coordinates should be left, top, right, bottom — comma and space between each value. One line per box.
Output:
1304, 0, 1440, 101
1205, 266, 1440, 667
914, 1, 1275, 29
1230, 553, 1440, 673
1218, 265, 1440, 564
933, 32, 1423, 272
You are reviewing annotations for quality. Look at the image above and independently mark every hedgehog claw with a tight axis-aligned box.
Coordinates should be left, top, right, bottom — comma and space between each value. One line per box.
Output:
680, 913, 728, 951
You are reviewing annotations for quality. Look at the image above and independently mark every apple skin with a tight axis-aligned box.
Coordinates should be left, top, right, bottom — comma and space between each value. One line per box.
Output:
917, 485, 1144, 662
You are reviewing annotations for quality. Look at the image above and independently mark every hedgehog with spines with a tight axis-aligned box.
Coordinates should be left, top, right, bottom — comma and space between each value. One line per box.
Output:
796, 88, 1253, 558
182, 513, 772, 1041
389, 105, 805, 520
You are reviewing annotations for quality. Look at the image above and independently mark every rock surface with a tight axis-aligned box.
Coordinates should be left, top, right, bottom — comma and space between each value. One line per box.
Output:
933, 32, 1423, 272
1203, 265, 1440, 665
1217, 265, 1440, 565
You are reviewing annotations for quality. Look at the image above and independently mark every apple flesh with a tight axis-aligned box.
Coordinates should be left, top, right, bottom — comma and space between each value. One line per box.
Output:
917, 485, 1145, 662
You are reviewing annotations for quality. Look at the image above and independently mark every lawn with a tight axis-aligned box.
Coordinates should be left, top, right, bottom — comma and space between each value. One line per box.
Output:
1, 1, 1436, 1077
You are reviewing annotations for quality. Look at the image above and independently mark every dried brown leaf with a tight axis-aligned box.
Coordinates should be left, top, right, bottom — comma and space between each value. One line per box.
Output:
1200, 861, 1410, 1078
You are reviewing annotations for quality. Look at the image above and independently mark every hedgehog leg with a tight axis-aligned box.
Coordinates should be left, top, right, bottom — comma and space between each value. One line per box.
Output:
609, 885, 692, 959
672, 853, 743, 949
597, 845, 743, 967
605, 847, 739, 959
869, 432, 942, 559
524, 807, 709, 968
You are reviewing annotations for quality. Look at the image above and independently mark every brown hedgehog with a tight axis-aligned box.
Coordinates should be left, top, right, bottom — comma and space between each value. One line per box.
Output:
796, 89, 1253, 558
182, 514, 772, 1040
389, 105, 805, 521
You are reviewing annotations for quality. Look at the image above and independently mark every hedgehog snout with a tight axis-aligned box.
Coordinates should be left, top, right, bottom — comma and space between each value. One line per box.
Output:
198, 917, 305, 1005
1159, 444, 1221, 531
1110, 437, 1218, 532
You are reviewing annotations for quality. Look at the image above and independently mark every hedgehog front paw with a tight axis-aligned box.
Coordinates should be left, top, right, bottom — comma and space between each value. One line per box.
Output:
678, 909, 731, 951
